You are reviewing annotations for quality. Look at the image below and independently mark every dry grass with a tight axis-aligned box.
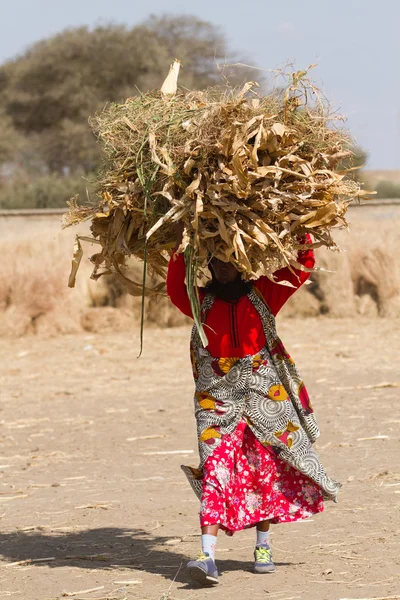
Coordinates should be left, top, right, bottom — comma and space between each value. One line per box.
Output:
64, 69, 368, 306
62, 67, 375, 349
0, 205, 398, 338
281, 206, 400, 318
0, 221, 86, 337
0, 218, 189, 337
362, 169, 400, 186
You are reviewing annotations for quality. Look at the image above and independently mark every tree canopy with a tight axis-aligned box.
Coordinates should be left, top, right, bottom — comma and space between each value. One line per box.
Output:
0, 14, 366, 209
0, 15, 249, 177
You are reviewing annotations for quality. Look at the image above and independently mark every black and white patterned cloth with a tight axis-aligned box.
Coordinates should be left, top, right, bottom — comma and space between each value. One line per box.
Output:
182, 288, 341, 502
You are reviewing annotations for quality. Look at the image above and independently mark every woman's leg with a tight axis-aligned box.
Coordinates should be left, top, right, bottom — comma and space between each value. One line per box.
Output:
202, 524, 219, 536
201, 524, 219, 560
256, 519, 270, 546
186, 523, 219, 586
256, 520, 271, 546
257, 519, 270, 533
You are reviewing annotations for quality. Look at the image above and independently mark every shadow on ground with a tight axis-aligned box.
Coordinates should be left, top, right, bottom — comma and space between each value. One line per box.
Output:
0, 527, 296, 586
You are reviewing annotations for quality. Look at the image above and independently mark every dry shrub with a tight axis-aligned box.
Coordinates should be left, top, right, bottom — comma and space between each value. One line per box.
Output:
278, 248, 357, 320
0, 206, 399, 339
0, 218, 188, 337
279, 285, 320, 319
0, 225, 89, 337
355, 293, 379, 318
281, 206, 400, 318
86, 258, 190, 328
310, 248, 357, 317
350, 247, 400, 318
346, 209, 400, 317
81, 306, 136, 333
146, 295, 191, 328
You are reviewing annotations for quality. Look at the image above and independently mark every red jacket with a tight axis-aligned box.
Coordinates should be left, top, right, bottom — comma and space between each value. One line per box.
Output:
167, 237, 314, 358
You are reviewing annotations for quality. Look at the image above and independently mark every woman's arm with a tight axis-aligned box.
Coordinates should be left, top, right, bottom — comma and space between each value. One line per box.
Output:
166, 251, 195, 318
166, 222, 195, 318
255, 234, 315, 316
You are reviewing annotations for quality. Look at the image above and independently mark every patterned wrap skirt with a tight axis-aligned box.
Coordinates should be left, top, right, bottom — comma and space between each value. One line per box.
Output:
181, 289, 341, 534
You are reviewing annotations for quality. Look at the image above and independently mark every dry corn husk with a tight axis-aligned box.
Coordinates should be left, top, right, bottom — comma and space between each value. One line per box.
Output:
63, 64, 373, 344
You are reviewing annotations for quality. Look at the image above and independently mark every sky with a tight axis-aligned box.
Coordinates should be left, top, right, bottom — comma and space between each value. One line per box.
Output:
1, 0, 399, 170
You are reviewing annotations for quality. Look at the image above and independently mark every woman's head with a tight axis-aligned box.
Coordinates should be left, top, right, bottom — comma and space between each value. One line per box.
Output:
209, 257, 238, 284
207, 257, 252, 301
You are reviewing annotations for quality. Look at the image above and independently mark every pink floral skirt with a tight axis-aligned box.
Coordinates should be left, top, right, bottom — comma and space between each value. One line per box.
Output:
200, 420, 324, 535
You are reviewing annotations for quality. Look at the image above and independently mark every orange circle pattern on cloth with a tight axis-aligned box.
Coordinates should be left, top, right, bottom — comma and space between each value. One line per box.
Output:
267, 384, 289, 401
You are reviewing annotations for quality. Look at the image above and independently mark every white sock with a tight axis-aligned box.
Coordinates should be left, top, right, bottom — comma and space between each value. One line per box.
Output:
201, 534, 217, 560
256, 529, 270, 547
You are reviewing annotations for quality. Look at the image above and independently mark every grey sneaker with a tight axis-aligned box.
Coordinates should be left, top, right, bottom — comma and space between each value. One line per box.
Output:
254, 545, 276, 573
187, 551, 219, 586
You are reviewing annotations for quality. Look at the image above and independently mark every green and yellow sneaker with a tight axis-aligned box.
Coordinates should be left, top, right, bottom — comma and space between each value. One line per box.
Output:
254, 545, 276, 574
187, 551, 219, 586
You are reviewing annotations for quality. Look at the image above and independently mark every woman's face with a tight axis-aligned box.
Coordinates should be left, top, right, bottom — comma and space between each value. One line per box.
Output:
209, 258, 239, 284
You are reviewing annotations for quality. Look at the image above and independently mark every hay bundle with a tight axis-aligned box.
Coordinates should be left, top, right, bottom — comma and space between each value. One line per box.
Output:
64, 63, 371, 345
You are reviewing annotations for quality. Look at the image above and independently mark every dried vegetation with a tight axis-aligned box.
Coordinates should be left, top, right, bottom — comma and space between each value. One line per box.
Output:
0, 220, 190, 338
0, 206, 398, 338
64, 66, 370, 303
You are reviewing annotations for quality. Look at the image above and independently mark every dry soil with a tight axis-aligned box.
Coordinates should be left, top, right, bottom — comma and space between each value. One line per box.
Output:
0, 318, 399, 600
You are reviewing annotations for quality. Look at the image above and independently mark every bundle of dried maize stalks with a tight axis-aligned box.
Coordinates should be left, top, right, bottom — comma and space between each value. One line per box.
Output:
64, 62, 371, 343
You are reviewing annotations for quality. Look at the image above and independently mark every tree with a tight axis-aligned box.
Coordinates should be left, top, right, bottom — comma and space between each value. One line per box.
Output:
0, 15, 250, 175
0, 109, 23, 164
135, 15, 240, 90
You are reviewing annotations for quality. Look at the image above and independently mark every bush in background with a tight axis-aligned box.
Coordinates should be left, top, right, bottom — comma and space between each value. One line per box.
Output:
375, 180, 400, 199
0, 174, 91, 209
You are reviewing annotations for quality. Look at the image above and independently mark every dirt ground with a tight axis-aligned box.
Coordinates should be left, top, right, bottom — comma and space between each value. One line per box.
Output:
0, 318, 399, 600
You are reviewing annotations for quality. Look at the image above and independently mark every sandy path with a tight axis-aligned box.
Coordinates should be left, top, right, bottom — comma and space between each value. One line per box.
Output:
0, 318, 399, 600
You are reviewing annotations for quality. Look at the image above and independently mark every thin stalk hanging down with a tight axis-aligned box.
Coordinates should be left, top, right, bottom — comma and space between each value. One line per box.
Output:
184, 245, 208, 347
137, 240, 148, 358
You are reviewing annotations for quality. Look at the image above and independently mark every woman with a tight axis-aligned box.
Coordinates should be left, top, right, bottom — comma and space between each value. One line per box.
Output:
166, 224, 340, 587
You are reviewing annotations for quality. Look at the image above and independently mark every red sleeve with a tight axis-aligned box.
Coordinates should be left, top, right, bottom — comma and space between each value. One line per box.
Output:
167, 251, 206, 318
166, 251, 194, 318
255, 234, 315, 316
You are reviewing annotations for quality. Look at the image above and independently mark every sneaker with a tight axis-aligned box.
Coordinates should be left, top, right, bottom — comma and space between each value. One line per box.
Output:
254, 545, 276, 574
187, 551, 219, 586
